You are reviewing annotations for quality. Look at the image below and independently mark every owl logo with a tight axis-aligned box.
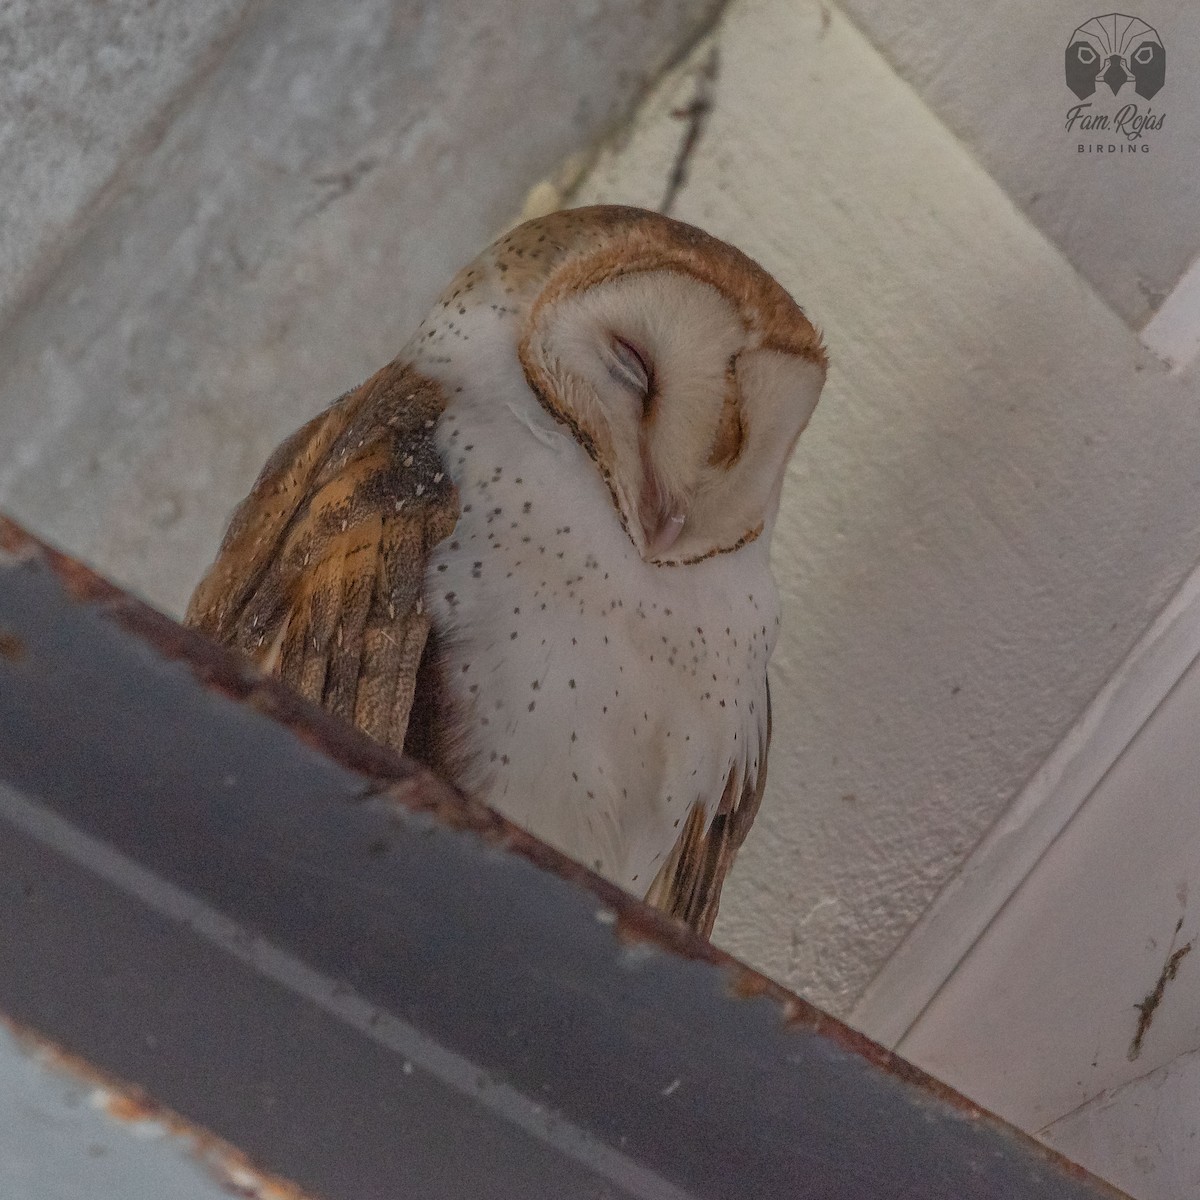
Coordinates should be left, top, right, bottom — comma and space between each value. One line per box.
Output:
1065, 14, 1165, 100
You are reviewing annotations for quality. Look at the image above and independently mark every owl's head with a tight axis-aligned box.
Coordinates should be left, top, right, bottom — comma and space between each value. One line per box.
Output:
436, 206, 827, 565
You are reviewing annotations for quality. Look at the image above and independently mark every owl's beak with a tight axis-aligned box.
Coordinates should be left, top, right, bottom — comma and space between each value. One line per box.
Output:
639, 470, 687, 560
1103, 54, 1129, 93
644, 510, 687, 558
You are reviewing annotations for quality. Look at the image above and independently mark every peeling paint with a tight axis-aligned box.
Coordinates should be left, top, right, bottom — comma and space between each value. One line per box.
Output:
1128, 919, 1193, 1061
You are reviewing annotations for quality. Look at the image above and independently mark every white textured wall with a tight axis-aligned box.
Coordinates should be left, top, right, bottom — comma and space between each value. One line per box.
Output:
837, 1, 1200, 327
1041, 1047, 1200, 1200
861, 559, 1200, 1198
898, 641, 1200, 1130
572, 0, 1200, 1015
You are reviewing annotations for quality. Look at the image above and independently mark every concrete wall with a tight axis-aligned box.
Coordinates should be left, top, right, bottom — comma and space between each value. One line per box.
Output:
0, 0, 256, 329
838, 0, 1200, 328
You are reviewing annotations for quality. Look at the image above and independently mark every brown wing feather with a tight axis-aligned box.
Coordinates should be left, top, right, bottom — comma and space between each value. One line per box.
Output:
645, 686, 771, 937
185, 361, 458, 754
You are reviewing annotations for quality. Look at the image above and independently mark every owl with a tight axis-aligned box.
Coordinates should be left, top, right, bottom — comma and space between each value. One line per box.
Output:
187, 205, 826, 936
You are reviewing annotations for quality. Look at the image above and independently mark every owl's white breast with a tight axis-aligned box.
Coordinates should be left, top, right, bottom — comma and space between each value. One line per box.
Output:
413, 304, 776, 896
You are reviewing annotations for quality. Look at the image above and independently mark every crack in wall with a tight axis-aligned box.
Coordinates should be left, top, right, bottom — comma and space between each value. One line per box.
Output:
305, 155, 381, 219
658, 43, 720, 216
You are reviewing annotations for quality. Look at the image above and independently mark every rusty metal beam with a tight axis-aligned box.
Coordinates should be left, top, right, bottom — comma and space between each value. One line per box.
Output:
0, 513, 1127, 1200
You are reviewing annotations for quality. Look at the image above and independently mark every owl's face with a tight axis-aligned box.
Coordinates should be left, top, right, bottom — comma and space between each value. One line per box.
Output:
508, 208, 827, 565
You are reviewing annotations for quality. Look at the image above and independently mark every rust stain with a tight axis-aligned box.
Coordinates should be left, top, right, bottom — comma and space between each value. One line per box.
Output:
1129, 919, 1193, 1061
1, 1013, 319, 1199
0, 628, 25, 661
0, 523, 38, 564
102, 1091, 157, 1123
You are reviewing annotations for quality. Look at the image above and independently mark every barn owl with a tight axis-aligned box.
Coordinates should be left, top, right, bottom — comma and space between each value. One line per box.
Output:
186, 205, 826, 935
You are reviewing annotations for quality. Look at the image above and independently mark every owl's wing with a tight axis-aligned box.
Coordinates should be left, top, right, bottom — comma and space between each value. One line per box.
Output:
185, 361, 459, 751
644, 686, 771, 937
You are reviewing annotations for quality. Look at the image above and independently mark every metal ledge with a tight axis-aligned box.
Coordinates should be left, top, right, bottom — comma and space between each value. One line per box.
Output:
0, 514, 1127, 1199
